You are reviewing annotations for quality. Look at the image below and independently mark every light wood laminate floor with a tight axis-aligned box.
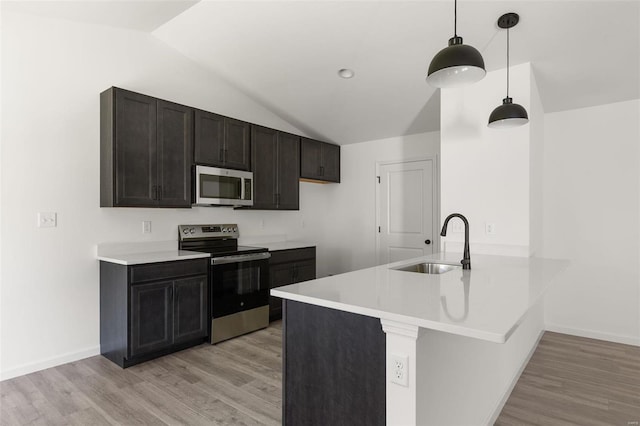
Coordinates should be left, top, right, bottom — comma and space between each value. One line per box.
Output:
1, 325, 639, 425
1, 322, 283, 426
497, 332, 640, 425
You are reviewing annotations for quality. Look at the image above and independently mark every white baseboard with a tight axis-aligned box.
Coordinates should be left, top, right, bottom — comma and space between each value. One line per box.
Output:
545, 324, 640, 347
484, 329, 545, 425
0, 345, 100, 382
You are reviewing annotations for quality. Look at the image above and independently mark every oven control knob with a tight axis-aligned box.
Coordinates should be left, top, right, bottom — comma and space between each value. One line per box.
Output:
233, 227, 238, 232
182, 228, 189, 234
222, 227, 228, 232
189, 227, 195, 234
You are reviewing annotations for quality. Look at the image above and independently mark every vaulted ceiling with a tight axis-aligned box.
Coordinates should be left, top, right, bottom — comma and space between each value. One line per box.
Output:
4, 1, 639, 144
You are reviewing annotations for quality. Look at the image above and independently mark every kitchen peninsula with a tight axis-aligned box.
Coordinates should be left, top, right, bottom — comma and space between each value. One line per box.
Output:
272, 252, 568, 425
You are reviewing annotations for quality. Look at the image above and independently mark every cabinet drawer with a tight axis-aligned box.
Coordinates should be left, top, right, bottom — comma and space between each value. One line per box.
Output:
130, 259, 208, 284
269, 247, 316, 265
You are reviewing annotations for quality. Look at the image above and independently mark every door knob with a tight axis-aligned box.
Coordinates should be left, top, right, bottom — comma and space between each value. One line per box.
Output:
425, 239, 431, 245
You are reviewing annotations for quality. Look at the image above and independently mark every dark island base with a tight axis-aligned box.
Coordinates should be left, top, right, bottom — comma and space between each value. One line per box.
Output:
283, 300, 386, 426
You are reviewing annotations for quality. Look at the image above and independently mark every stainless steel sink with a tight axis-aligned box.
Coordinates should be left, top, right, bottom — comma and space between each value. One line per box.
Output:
392, 262, 461, 275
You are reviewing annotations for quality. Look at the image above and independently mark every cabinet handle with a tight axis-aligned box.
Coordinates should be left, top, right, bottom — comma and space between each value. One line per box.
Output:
219, 148, 224, 162
152, 185, 157, 200
224, 148, 228, 162
169, 286, 173, 299
320, 166, 324, 176
158, 185, 162, 200
276, 193, 280, 206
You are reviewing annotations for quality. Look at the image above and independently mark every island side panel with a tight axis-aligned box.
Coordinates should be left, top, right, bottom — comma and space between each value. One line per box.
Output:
283, 300, 386, 426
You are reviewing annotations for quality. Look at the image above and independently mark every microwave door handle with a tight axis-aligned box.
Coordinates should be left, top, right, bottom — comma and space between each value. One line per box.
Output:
240, 178, 245, 201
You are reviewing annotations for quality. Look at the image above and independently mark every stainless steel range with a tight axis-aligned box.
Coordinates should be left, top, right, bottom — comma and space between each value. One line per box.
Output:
178, 224, 270, 344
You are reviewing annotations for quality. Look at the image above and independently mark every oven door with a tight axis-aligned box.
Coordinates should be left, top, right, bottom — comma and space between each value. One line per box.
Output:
195, 165, 253, 206
210, 252, 270, 318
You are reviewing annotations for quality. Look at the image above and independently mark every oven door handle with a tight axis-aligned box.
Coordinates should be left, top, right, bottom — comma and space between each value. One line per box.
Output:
211, 252, 271, 265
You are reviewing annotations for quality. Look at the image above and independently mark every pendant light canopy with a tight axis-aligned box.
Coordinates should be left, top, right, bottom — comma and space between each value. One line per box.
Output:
427, 0, 486, 88
488, 13, 529, 128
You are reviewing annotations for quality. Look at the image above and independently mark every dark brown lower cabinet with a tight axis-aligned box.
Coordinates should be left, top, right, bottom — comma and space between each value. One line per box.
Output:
268, 247, 316, 321
100, 258, 208, 368
283, 300, 386, 426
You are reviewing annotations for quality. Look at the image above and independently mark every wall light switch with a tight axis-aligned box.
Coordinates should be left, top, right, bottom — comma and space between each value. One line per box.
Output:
142, 221, 152, 234
452, 221, 464, 233
37, 212, 57, 228
485, 222, 496, 235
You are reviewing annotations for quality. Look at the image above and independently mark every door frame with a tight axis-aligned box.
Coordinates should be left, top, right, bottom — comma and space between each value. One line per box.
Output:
375, 156, 440, 266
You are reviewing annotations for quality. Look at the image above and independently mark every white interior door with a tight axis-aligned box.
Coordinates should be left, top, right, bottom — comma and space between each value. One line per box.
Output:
377, 159, 437, 265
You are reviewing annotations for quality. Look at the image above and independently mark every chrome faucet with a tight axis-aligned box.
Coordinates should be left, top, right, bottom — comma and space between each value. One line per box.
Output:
440, 213, 471, 270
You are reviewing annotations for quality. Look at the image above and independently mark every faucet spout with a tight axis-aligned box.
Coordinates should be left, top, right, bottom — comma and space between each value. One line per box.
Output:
440, 213, 471, 270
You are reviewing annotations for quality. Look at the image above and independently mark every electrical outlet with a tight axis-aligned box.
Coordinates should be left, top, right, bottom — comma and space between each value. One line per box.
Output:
142, 221, 152, 234
390, 353, 409, 387
37, 212, 57, 228
485, 222, 496, 235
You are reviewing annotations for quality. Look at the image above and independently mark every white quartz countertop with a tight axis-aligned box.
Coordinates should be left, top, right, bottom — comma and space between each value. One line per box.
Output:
272, 252, 568, 343
95, 239, 315, 265
259, 241, 315, 252
97, 250, 210, 265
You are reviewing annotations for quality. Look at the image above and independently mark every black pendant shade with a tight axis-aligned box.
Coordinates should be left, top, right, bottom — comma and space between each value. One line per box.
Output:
426, 1, 486, 88
488, 13, 529, 128
488, 97, 529, 128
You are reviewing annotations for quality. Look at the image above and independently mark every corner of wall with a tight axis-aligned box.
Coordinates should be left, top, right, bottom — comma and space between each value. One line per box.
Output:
529, 64, 545, 257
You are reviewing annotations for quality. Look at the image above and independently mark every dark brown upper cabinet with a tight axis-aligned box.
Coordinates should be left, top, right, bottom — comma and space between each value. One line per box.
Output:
250, 125, 300, 210
194, 110, 251, 171
101, 87, 193, 208
300, 138, 340, 183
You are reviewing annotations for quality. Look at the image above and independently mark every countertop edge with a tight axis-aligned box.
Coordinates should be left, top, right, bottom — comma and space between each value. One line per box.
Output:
97, 250, 211, 266
270, 289, 507, 343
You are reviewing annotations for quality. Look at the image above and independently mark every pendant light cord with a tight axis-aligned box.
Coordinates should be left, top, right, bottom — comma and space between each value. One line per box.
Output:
506, 27, 510, 97
454, 0, 457, 36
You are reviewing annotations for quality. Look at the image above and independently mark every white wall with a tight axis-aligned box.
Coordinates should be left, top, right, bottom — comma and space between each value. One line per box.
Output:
315, 131, 440, 277
542, 99, 640, 345
0, 10, 337, 380
440, 63, 533, 257
529, 70, 545, 257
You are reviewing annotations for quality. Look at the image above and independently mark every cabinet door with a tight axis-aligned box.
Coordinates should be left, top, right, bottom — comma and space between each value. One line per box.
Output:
224, 118, 251, 171
321, 143, 340, 183
294, 259, 316, 283
300, 138, 322, 180
130, 280, 173, 357
251, 125, 278, 209
276, 132, 300, 210
194, 110, 225, 167
157, 100, 193, 207
173, 275, 208, 344
269, 262, 295, 321
114, 89, 157, 206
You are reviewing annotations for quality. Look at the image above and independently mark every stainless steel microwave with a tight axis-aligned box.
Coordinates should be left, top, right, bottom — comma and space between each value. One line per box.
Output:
194, 165, 253, 207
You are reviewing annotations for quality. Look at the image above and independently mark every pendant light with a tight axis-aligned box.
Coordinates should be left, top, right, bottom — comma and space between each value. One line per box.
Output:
427, 0, 486, 88
488, 13, 529, 128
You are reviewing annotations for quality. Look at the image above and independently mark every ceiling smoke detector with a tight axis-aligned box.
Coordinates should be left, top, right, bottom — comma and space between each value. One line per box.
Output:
338, 68, 355, 79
